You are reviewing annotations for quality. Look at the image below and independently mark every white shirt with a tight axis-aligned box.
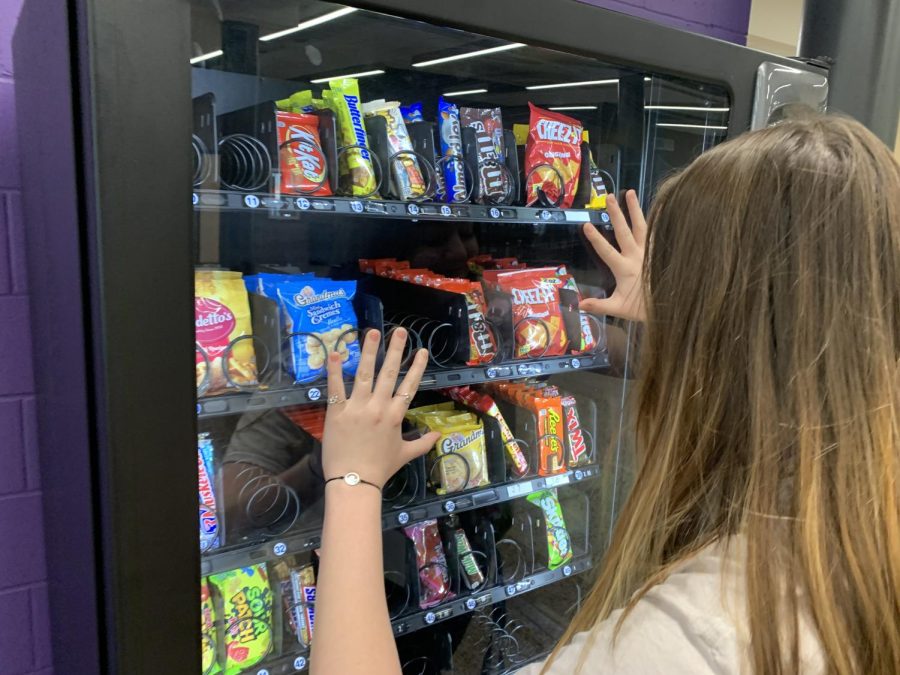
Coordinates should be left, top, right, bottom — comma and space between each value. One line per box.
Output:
516, 538, 825, 674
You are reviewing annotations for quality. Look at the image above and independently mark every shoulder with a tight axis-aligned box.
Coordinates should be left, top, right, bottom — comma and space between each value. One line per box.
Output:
518, 540, 748, 675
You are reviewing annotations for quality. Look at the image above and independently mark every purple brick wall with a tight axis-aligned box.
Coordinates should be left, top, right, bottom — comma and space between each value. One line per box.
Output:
579, 0, 752, 44
0, 0, 52, 673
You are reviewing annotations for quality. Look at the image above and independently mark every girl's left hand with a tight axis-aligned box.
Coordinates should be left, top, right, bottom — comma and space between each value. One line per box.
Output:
321, 328, 441, 488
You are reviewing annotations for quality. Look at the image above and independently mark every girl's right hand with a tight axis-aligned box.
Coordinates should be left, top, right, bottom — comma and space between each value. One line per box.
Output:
581, 189, 648, 323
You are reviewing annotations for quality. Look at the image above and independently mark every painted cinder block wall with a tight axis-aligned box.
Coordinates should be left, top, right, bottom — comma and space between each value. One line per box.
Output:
0, 1, 751, 673
0, 0, 52, 671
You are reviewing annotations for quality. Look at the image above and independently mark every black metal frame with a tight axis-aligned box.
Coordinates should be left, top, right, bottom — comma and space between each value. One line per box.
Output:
18, 0, 827, 673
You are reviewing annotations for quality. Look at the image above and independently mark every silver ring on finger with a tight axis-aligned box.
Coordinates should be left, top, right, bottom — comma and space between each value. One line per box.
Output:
397, 391, 411, 403
328, 395, 346, 405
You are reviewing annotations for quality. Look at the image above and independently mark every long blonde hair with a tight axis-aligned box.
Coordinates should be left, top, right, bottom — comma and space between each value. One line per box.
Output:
549, 115, 900, 673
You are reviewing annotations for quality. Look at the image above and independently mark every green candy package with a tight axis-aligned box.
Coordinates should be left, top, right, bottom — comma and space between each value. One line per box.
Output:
209, 564, 274, 674
527, 488, 573, 570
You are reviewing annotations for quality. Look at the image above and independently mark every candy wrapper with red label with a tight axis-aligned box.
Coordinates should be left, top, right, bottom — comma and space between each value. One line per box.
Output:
276, 111, 332, 197
525, 103, 583, 209
561, 394, 589, 466
527, 489, 573, 570
460, 106, 510, 205
446, 386, 529, 477
198, 433, 219, 552
363, 100, 427, 201
404, 519, 455, 609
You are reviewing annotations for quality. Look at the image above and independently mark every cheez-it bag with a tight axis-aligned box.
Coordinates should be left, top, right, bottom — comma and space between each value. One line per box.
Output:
494, 267, 569, 358
525, 103, 583, 209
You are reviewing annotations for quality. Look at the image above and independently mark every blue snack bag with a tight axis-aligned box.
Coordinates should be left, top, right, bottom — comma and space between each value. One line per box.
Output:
401, 102, 424, 124
438, 98, 468, 203
277, 279, 361, 383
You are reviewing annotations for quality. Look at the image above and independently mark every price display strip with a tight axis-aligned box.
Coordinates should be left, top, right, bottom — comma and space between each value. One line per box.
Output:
200, 465, 599, 576
197, 353, 609, 419
245, 554, 594, 675
192, 189, 608, 226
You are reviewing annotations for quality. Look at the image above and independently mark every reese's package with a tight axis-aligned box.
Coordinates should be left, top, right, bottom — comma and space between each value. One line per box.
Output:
195, 270, 258, 395
525, 103, 583, 209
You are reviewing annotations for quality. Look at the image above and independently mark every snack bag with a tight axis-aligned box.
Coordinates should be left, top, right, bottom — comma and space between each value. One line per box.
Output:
198, 433, 219, 553
401, 102, 424, 124
430, 414, 489, 492
533, 392, 566, 475
459, 106, 509, 204
210, 565, 274, 674
438, 98, 468, 203
277, 562, 316, 647
559, 272, 596, 353
446, 386, 529, 477
326, 79, 379, 197
561, 395, 589, 466
491, 267, 569, 358
275, 111, 331, 197
527, 489, 573, 570
363, 100, 426, 201
525, 103, 583, 209
195, 270, 258, 395
454, 527, 485, 590
201, 578, 220, 675
440, 279, 496, 365
582, 131, 609, 208
276, 90, 323, 114
404, 519, 455, 608
277, 279, 360, 384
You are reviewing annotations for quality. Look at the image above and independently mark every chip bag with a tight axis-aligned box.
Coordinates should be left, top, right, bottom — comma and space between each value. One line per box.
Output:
404, 519, 455, 609
277, 279, 360, 384
527, 489, 573, 570
276, 111, 331, 197
325, 78, 379, 197
201, 578, 220, 675
195, 270, 258, 395
525, 103, 583, 209
210, 565, 274, 674
488, 267, 569, 358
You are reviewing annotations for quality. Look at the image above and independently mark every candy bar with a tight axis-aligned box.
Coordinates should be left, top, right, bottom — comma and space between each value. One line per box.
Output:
527, 489, 573, 570
275, 111, 332, 197
446, 387, 528, 477
404, 520, 454, 609
198, 433, 219, 553
561, 395, 589, 467
438, 98, 468, 203
363, 100, 426, 201
325, 78, 379, 197
454, 528, 485, 590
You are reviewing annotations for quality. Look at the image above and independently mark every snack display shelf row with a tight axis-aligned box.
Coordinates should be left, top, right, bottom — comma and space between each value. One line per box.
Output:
255, 553, 595, 675
197, 353, 610, 419
201, 463, 600, 576
192, 189, 614, 228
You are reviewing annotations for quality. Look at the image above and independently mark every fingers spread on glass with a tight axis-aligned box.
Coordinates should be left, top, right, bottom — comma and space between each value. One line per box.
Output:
350, 328, 380, 401
582, 222, 625, 274
326, 350, 347, 408
374, 327, 407, 399
392, 347, 429, 417
625, 189, 647, 247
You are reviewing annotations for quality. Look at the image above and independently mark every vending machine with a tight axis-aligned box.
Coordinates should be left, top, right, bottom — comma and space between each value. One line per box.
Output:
14, 1, 828, 674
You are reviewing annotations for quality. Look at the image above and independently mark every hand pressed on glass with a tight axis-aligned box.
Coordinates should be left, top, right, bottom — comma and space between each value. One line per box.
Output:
580, 189, 647, 323
322, 328, 441, 489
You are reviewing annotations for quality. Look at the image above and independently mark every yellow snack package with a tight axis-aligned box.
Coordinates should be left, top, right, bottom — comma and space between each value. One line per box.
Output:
325, 78, 379, 197
201, 578, 220, 675
195, 270, 258, 395
429, 415, 489, 493
275, 90, 325, 113
209, 564, 273, 675
405, 402, 456, 427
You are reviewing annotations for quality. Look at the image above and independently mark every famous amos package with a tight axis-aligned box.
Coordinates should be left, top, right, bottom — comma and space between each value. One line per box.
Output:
524, 103, 583, 209
276, 278, 360, 384
209, 564, 274, 674
195, 270, 258, 395
275, 111, 332, 197
324, 78, 379, 197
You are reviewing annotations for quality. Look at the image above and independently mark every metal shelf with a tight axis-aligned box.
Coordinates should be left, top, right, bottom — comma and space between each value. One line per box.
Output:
197, 352, 610, 419
192, 189, 613, 227
245, 553, 594, 675
201, 463, 599, 576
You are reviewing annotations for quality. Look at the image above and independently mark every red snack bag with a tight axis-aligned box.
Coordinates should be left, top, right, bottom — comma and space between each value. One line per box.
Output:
524, 103, 583, 209
441, 280, 497, 365
495, 267, 569, 358
276, 111, 332, 197
404, 519, 454, 609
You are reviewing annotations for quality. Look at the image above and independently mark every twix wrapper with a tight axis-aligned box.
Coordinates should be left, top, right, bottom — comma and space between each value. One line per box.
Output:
560, 395, 589, 467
